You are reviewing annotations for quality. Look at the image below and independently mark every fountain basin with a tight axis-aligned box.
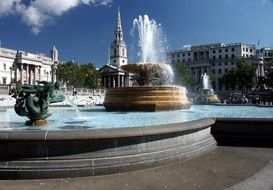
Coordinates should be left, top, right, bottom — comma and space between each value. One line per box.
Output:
0, 118, 215, 179
104, 86, 191, 112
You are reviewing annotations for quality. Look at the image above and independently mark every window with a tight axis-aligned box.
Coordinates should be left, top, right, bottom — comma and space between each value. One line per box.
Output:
218, 62, 222, 66
122, 60, 125, 63
182, 59, 185, 62
219, 55, 222, 60
213, 55, 216, 60
225, 55, 228, 59
177, 54, 180, 58
182, 53, 185, 57
177, 59, 180, 62
2, 77, 6, 84
225, 48, 228, 52
212, 63, 215, 66
113, 59, 116, 63
219, 49, 222, 53
243, 48, 245, 51
250, 49, 253, 53
212, 50, 216, 54
188, 58, 191, 61
225, 62, 228, 65
225, 68, 228, 73
172, 54, 175, 58
122, 49, 125, 56
231, 48, 235, 52
187, 53, 191, 56
243, 54, 245, 57
231, 62, 235, 65
218, 69, 222, 74
246, 48, 248, 52
246, 54, 249, 57
3, 64, 6, 70
44, 70, 46, 75
232, 54, 235, 59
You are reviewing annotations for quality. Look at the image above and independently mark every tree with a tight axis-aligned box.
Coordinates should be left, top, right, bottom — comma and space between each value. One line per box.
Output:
172, 64, 197, 90
56, 61, 78, 88
223, 68, 238, 90
236, 59, 255, 90
222, 59, 255, 91
56, 61, 101, 89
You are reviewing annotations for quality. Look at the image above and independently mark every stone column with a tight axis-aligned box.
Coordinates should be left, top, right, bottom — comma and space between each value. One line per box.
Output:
39, 66, 42, 81
121, 75, 124, 87
113, 76, 116, 87
108, 76, 111, 87
34, 66, 38, 84
20, 64, 23, 84
103, 76, 106, 87
26, 64, 29, 84
117, 75, 120, 87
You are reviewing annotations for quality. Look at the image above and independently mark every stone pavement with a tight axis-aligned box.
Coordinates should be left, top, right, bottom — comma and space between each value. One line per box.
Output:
1, 146, 273, 190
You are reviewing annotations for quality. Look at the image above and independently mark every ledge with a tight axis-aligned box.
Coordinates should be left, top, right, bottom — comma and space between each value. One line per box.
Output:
0, 118, 214, 141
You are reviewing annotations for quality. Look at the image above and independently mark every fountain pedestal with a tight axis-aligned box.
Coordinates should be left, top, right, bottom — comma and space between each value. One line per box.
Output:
104, 86, 191, 112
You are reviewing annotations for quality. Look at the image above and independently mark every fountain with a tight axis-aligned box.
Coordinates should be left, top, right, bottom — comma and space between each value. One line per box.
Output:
104, 15, 192, 112
0, 14, 216, 179
194, 73, 220, 104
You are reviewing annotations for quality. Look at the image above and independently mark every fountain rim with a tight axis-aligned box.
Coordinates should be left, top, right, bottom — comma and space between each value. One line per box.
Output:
0, 118, 214, 141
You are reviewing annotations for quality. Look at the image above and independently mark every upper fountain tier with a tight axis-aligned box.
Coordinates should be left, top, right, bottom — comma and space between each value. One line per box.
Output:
121, 63, 174, 86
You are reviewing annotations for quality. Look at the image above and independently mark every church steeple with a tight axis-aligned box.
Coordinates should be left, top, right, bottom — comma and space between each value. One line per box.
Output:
116, 6, 122, 30
110, 7, 127, 67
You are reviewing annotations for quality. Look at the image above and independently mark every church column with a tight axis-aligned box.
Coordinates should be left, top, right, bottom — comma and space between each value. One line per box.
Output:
121, 75, 124, 87
108, 76, 111, 87
103, 76, 106, 87
113, 76, 116, 87
117, 75, 120, 87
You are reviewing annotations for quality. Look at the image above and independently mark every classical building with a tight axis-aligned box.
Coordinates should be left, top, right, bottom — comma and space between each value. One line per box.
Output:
167, 43, 264, 91
0, 46, 59, 85
99, 7, 130, 88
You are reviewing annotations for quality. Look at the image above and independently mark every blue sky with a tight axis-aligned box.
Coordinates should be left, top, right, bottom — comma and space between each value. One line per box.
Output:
0, 0, 273, 68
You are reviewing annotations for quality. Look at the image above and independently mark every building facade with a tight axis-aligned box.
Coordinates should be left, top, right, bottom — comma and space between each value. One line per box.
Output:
0, 46, 59, 85
168, 43, 263, 91
99, 7, 130, 88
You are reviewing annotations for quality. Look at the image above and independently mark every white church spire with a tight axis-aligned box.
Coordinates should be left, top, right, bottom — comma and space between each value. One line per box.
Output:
116, 6, 122, 30
110, 7, 127, 67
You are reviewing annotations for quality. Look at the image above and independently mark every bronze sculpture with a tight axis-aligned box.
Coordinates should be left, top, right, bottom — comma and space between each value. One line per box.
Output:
12, 81, 65, 126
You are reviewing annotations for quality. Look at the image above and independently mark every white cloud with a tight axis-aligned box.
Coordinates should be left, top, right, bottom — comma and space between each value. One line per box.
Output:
0, 0, 112, 35
0, 0, 20, 16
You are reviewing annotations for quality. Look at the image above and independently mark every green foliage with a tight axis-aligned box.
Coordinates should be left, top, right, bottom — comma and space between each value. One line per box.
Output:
56, 61, 101, 88
172, 64, 197, 88
223, 59, 255, 90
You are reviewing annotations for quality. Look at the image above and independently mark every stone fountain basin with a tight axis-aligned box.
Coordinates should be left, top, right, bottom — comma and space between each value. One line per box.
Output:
104, 86, 192, 112
0, 118, 216, 179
